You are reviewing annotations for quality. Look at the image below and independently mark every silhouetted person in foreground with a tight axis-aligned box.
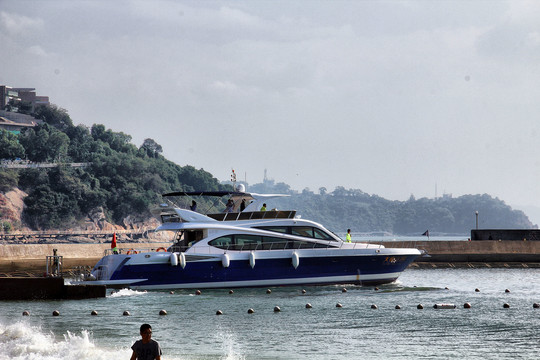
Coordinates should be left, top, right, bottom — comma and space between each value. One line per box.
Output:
130, 323, 162, 360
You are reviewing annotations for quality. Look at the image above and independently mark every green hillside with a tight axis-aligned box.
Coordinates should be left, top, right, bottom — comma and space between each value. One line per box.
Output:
0, 105, 228, 230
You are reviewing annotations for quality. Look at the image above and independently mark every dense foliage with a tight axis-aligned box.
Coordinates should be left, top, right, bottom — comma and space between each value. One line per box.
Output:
0, 105, 226, 229
249, 183, 535, 235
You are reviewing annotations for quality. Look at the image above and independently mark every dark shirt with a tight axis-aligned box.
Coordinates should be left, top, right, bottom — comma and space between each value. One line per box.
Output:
131, 339, 162, 360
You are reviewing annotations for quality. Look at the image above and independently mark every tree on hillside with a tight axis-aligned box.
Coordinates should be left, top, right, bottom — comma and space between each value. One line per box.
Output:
140, 138, 163, 158
19, 124, 70, 162
33, 104, 73, 131
0, 129, 25, 159
91, 124, 135, 154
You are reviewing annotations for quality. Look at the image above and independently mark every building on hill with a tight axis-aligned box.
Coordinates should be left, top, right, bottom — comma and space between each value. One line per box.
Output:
0, 85, 50, 112
0, 86, 19, 109
0, 111, 42, 134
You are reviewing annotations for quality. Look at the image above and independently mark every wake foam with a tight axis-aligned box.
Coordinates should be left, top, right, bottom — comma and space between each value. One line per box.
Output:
0, 321, 130, 360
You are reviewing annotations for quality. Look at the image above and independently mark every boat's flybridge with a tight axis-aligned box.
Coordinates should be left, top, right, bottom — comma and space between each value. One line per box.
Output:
153, 202, 384, 254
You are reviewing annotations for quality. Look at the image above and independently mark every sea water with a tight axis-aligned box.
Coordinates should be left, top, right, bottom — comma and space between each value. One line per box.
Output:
1, 268, 539, 360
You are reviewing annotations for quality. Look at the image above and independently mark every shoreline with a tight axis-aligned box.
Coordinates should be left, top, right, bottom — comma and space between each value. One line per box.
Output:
1, 240, 539, 276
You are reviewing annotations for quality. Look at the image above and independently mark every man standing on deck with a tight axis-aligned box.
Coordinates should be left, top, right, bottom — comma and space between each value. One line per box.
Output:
346, 229, 352, 243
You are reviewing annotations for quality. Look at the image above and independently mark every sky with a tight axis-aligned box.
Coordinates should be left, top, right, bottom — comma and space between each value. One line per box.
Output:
1, 0, 540, 224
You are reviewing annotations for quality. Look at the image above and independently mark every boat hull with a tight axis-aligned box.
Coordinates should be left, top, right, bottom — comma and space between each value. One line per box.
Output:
90, 251, 419, 289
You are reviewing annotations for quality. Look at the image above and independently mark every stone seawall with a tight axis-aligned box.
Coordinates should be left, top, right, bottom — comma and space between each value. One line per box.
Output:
1, 240, 540, 274
0, 243, 171, 273
382, 240, 540, 263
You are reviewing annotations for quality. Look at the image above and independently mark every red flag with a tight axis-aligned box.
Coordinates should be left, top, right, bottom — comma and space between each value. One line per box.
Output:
111, 232, 117, 249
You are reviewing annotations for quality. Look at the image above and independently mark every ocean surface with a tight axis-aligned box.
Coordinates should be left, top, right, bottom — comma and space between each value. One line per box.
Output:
1, 267, 539, 360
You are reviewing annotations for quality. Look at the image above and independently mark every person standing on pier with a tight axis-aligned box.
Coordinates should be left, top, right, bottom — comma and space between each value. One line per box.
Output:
130, 323, 162, 360
111, 232, 118, 254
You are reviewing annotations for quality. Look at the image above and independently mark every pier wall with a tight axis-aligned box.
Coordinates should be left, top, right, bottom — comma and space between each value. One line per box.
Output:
0, 243, 170, 273
1, 240, 540, 273
382, 240, 540, 263
471, 229, 540, 241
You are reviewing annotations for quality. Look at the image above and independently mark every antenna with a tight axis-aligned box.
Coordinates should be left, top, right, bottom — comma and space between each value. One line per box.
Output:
231, 169, 237, 191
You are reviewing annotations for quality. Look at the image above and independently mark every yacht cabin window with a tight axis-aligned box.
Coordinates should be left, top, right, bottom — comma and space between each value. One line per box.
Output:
255, 226, 336, 241
209, 234, 337, 251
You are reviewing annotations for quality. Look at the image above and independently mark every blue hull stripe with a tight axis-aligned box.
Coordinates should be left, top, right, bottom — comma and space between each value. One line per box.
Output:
110, 254, 417, 289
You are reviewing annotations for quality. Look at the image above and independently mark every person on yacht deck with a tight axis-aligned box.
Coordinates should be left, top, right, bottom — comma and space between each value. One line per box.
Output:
260, 203, 267, 211
225, 199, 234, 213
240, 199, 246, 211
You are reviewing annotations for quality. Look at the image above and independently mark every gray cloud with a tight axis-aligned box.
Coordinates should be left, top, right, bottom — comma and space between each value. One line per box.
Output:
1, 0, 540, 223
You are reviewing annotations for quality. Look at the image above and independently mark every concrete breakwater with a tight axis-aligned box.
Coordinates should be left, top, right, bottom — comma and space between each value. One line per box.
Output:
0, 243, 171, 274
382, 240, 540, 264
1, 240, 540, 274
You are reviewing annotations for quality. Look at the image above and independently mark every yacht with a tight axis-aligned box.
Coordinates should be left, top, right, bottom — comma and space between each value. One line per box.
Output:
83, 187, 422, 289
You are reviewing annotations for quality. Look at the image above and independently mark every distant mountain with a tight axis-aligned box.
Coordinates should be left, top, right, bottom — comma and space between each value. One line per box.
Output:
246, 182, 535, 235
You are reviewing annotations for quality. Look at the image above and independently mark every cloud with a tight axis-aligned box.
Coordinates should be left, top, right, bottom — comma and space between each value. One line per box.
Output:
0, 11, 43, 36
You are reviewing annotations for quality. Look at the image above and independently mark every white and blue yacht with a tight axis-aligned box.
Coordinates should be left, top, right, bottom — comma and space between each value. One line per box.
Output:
84, 187, 421, 289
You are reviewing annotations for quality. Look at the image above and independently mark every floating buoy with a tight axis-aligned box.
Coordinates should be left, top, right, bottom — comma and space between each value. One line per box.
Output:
179, 252, 186, 269
91, 310, 98, 316
342, 288, 347, 293
247, 308, 255, 314
170, 253, 178, 267
533, 303, 539, 309
306, 303, 312, 309
266, 289, 272, 294
249, 251, 256, 268
445, 287, 449, 290
52, 310, 60, 316
222, 253, 230, 268
374, 287, 379, 291
22, 311, 30, 316
433, 304, 456, 309
417, 304, 424, 309
216, 310, 223, 315
195, 290, 201, 295
475, 288, 480, 292
371, 304, 378, 309
123, 311, 130, 316
503, 303, 510, 308
274, 306, 281, 312
505, 289, 510, 293
229, 290, 234, 294
336, 303, 343, 308
292, 252, 299, 269
301, 289, 306, 294
395, 305, 401, 310
159, 310, 167, 315
170, 291, 174, 294
464, 302, 472, 309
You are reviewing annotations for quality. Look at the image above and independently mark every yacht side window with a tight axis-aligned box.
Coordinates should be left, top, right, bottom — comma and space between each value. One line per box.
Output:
209, 236, 233, 250
313, 228, 336, 241
235, 234, 261, 250
257, 226, 288, 234
291, 226, 314, 238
